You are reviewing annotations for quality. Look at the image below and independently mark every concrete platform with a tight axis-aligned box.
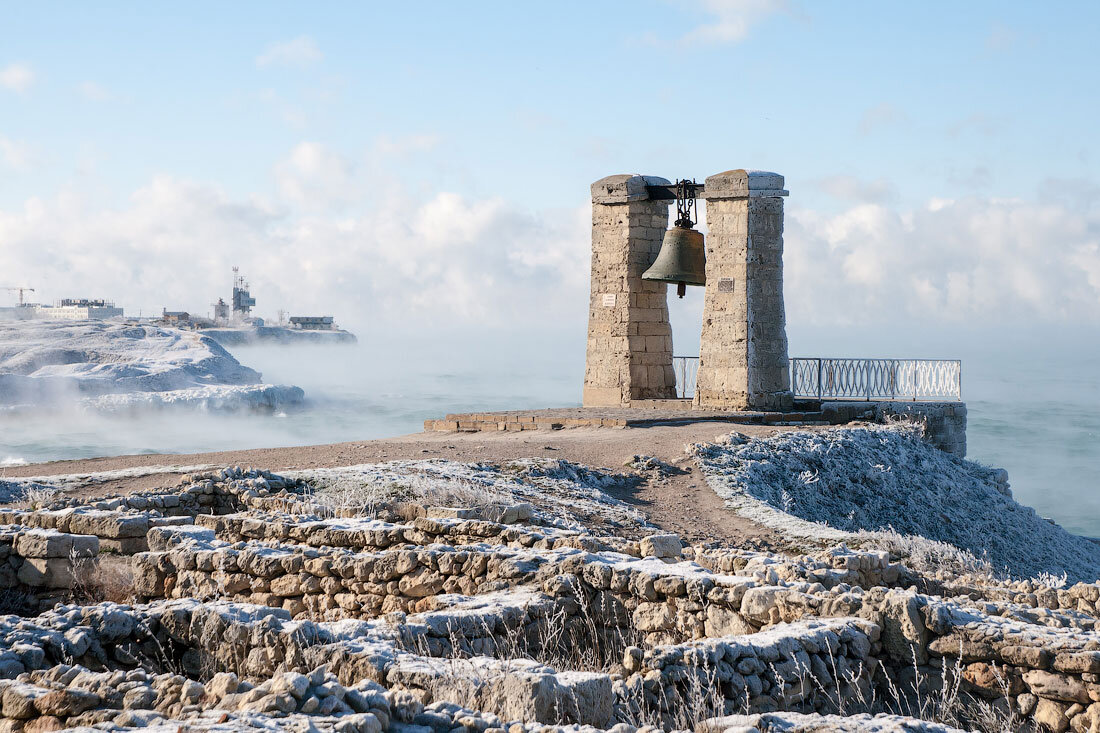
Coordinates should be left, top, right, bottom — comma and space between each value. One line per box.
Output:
423, 400, 967, 457
424, 405, 835, 433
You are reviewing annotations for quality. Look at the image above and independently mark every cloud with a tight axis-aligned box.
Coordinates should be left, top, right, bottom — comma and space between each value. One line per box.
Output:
785, 194, 1100, 326
0, 137, 30, 170
256, 37, 322, 69
0, 150, 589, 331
0, 63, 34, 92
858, 102, 906, 135
946, 165, 992, 190
373, 134, 441, 157
946, 112, 997, 138
814, 175, 897, 204
679, 0, 787, 44
78, 81, 113, 101
273, 142, 355, 208
3, 139, 1097, 337
255, 89, 307, 127
985, 23, 1018, 52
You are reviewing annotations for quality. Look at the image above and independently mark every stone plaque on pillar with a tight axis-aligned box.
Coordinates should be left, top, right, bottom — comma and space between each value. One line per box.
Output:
582, 174, 677, 407
694, 169, 793, 411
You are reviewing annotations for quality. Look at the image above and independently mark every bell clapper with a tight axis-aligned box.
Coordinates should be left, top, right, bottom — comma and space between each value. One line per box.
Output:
677, 282, 686, 298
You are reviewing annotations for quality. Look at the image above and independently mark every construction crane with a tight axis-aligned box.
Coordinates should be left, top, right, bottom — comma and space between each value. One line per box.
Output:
2, 287, 34, 306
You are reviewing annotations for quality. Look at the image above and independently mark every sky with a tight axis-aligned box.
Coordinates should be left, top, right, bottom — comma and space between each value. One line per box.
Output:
1, 0, 1098, 359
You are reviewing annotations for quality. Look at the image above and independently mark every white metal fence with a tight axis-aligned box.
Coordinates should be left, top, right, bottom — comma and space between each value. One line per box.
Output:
790, 358, 962, 401
671, 356, 962, 402
673, 356, 699, 399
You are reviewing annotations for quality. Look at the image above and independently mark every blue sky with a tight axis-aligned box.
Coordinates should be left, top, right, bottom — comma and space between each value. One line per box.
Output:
1, 1, 1098, 344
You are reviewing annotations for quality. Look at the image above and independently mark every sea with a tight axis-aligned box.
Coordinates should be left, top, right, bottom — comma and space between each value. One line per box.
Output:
1, 321, 1098, 536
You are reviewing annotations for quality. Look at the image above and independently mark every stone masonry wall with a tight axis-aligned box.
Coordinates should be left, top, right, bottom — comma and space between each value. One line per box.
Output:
694, 170, 792, 411
129, 514, 1100, 732
820, 401, 969, 456
583, 175, 676, 406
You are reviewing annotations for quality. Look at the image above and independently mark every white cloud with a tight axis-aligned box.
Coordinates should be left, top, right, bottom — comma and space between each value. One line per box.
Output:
946, 112, 997, 138
0, 137, 30, 170
256, 37, 322, 69
985, 23, 1018, 52
0, 63, 34, 92
373, 134, 442, 156
256, 89, 307, 127
78, 81, 112, 101
0, 151, 589, 331
785, 195, 1100, 325
814, 175, 897, 203
858, 102, 906, 135
3, 140, 1097, 336
273, 141, 355, 208
681, 0, 787, 44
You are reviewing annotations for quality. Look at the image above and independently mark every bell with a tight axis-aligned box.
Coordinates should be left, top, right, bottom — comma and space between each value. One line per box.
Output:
642, 224, 706, 297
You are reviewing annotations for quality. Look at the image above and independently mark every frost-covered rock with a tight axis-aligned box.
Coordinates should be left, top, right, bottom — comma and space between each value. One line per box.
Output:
693, 425, 1100, 582
0, 320, 303, 412
700, 711, 967, 732
294, 458, 649, 532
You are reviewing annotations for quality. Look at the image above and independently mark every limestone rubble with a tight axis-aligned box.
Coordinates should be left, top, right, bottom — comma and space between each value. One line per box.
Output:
0, 450, 1095, 732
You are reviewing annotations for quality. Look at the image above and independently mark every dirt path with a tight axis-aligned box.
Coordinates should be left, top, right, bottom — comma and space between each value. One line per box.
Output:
2, 423, 802, 548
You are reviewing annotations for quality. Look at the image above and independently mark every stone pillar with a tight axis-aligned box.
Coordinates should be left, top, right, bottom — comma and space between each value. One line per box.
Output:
582, 174, 677, 407
694, 170, 793, 411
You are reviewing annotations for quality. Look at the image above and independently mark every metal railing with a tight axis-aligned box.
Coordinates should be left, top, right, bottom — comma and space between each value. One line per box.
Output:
671, 356, 961, 402
790, 358, 962, 402
673, 356, 699, 399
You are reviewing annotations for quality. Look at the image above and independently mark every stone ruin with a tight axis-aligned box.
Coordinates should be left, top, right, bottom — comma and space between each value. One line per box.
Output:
0, 462, 1094, 731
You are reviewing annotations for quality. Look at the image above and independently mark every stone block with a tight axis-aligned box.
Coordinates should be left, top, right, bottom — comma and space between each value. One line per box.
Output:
17, 558, 77, 589
68, 511, 150, 539
14, 530, 97, 559
639, 533, 682, 560
703, 169, 787, 200
98, 537, 147, 555
591, 174, 670, 204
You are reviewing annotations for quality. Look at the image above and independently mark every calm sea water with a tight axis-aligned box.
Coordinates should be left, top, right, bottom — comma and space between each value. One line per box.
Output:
1, 326, 1097, 536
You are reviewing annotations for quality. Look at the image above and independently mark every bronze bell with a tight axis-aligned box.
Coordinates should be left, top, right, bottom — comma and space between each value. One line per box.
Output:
642, 178, 705, 297
642, 225, 706, 297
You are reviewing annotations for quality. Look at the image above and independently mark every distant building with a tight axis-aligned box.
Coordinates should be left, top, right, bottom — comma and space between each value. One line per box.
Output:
231, 267, 256, 322
289, 316, 336, 331
162, 310, 191, 324
34, 299, 123, 320
212, 298, 230, 325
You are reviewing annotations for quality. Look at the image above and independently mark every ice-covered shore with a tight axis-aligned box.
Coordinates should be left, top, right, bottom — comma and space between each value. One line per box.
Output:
0, 320, 303, 412
693, 424, 1100, 582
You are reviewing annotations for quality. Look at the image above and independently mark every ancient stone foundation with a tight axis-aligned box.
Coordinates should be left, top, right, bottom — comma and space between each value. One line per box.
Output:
0, 459, 1088, 730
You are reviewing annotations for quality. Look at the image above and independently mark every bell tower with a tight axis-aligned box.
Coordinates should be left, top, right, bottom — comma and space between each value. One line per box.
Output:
582, 169, 792, 411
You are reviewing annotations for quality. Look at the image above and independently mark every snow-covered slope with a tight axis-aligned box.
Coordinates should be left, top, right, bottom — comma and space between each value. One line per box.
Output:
693, 424, 1100, 582
0, 320, 303, 411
